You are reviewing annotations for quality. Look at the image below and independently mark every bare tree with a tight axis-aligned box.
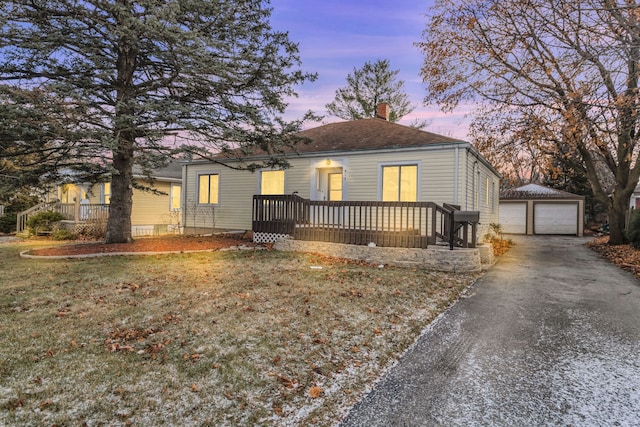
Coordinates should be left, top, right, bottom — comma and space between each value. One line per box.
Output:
418, 0, 640, 244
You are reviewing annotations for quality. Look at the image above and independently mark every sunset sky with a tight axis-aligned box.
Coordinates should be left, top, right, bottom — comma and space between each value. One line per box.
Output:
269, 0, 474, 139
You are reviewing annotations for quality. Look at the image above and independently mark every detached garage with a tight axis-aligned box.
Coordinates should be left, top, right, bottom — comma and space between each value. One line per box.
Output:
500, 184, 584, 236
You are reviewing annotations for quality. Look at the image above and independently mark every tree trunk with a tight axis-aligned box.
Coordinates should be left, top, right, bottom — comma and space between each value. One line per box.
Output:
104, 140, 134, 243
607, 191, 630, 245
104, 4, 137, 244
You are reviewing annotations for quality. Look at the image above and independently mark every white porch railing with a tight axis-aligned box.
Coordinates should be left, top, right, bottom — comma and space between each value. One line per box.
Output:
16, 202, 110, 233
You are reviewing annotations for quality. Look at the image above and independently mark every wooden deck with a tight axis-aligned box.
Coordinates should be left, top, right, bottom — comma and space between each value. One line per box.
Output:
252, 195, 478, 249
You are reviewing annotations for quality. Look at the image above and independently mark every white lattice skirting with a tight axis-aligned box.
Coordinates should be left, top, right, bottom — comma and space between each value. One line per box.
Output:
253, 232, 290, 244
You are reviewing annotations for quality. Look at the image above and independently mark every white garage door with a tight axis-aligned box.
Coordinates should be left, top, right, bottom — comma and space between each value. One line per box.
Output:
499, 202, 527, 234
534, 203, 578, 235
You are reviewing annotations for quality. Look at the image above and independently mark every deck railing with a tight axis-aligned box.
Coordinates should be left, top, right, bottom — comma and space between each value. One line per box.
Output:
253, 195, 477, 249
17, 202, 110, 233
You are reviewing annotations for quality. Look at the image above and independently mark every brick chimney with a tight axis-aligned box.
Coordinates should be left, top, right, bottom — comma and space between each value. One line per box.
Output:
376, 103, 389, 121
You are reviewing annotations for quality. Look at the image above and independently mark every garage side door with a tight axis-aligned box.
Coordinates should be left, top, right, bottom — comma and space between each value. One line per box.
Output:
499, 202, 527, 234
534, 203, 578, 235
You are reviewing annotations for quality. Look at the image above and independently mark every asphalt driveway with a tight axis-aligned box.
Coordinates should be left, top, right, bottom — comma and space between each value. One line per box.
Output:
341, 236, 640, 426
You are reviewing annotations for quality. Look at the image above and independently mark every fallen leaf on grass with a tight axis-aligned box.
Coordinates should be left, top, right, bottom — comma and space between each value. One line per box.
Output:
39, 399, 53, 410
276, 373, 298, 389
309, 386, 323, 398
191, 383, 198, 392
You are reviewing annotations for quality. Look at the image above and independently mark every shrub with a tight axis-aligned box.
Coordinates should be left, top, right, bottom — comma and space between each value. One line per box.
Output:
482, 222, 513, 256
0, 194, 43, 233
483, 222, 504, 243
52, 228, 78, 241
26, 211, 65, 236
626, 209, 640, 248
0, 214, 16, 233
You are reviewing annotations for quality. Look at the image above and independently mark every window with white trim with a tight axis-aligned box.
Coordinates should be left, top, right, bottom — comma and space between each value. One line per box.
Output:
381, 164, 418, 202
198, 173, 219, 204
260, 170, 285, 195
170, 183, 181, 211
102, 182, 111, 204
491, 181, 496, 212
485, 176, 490, 205
328, 172, 343, 201
475, 171, 480, 209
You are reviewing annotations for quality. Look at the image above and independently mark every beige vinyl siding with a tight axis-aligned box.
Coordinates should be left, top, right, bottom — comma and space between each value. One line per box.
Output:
462, 151, 499, 239
183, 163, 256, 231
130, 180, 175, 226
87, 180, 180, 228
183, 158, 318, 231
86, 183, 105, 204
183, 146, 500, 234
345, 150, 456, 204
283, 158, 310, 198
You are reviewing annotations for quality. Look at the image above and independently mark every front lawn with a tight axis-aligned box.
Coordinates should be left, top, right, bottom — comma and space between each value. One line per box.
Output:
0, 239, 480, 426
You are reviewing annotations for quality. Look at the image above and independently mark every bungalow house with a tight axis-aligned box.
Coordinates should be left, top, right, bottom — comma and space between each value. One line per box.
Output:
17, 161, 182, 236
181, 104, 501, 247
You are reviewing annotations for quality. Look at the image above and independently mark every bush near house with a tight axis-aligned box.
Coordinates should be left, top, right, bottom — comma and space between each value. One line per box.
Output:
484, 223, 514, 256
626, 209, 640, 249
25, 211, 65, 236
0, 214, 15, 234
0, 194, 41, 233
52, 228, 78, 241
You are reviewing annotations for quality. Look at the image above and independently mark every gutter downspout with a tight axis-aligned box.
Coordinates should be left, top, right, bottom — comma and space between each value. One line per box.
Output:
182, 163, 187, 232
465, 149, 470, 210
454, 146, 459, 205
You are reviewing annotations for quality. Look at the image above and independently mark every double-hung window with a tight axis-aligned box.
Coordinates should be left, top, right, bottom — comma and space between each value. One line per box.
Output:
102, 182, 111, 204
261, 170, 285, 195
170, 183, 181, 210
381, 164, 418, 202
198, 173, 219, 204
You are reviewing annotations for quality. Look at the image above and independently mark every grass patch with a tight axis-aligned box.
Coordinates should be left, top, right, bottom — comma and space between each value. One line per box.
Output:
0, 239, 480, 426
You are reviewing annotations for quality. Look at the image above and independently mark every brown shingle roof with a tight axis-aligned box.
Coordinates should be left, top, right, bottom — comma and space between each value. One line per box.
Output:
294, 118, 463, 154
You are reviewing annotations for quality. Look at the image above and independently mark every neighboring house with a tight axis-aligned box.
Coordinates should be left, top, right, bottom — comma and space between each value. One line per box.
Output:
500, 183, 585, 236
630, 185, 640, 209
181, 104, 501, 245
18, 162, 182, 236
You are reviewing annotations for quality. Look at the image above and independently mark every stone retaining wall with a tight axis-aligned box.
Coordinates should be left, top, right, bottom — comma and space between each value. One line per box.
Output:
274, 238, 493, 273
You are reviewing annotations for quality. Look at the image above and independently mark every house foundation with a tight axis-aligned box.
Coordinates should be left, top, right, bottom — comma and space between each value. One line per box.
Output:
274, 238, 493, 273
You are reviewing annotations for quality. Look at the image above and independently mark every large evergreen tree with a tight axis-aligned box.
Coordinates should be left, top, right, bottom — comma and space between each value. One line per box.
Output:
326, 59, 424, 126
0, 0, 316, 243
